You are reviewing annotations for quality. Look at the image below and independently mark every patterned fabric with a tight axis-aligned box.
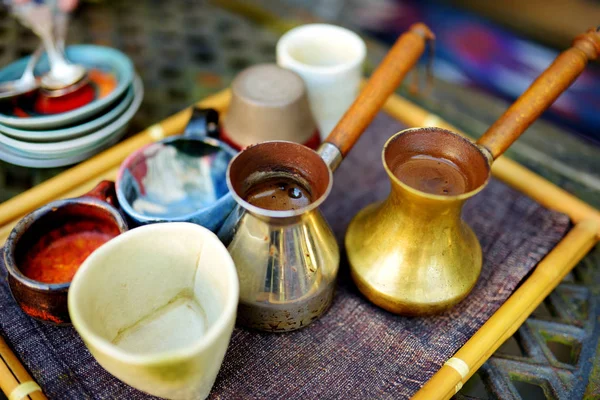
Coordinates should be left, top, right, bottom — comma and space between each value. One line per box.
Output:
0, 114, 570, 399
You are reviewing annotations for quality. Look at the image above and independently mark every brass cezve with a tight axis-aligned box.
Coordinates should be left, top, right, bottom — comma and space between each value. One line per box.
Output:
346, 28, 600, 316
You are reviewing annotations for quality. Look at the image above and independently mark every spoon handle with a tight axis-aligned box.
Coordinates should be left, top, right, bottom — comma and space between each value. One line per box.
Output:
477, 28, 600, 160
324, 23, 434, 159
21, 44, 43, 82
12, 1, 71, 70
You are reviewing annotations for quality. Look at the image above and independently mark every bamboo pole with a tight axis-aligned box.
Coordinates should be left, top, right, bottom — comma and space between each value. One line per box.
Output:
0, 89, 231, 227
0, 336, 46, 400
411, 219, 599, 400
491, 159, 600, 234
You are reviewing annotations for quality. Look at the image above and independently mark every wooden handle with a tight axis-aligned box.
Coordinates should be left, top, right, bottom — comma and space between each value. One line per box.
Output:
325, 23, 434, 157
477, 28, 600, 159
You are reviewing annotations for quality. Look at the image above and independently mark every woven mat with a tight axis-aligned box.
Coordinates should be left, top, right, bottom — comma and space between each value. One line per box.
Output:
0, 114, 570, 399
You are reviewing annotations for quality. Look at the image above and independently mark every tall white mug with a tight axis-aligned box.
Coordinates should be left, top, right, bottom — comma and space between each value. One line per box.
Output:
277, 24, 366, 140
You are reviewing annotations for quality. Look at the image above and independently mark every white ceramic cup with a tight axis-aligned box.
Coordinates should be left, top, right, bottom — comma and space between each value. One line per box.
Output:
277, 23, 366, 140
68, 222, 239, 400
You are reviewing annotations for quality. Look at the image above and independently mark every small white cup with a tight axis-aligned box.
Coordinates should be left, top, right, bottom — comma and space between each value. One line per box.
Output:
277, 23, 366, 140
68, 222, 239, 400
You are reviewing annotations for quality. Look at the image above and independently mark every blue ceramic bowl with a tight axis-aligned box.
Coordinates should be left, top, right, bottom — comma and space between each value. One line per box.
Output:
0, 125, 127, 168
0, 45, 134, 129
116, 136, 236, 233
116, 108, 237, 233
0, 77, 142, 157
0, 76, 143, 168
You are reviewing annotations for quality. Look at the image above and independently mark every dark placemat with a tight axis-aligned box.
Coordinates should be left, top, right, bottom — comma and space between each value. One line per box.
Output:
0, 114, 570, 399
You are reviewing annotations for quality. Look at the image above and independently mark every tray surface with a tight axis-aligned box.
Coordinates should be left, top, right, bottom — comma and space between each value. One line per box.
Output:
0, 114, 570, 399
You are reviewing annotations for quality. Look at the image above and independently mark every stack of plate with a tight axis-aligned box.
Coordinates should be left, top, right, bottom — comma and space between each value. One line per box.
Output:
0, 45, 143, 168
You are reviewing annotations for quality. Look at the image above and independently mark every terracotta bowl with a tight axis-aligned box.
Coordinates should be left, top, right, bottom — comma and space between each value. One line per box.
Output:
3, 181, 127, 324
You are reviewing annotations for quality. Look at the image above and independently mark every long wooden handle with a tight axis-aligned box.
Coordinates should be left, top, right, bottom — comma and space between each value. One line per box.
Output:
477, 28, 600, 159
325, 23, 434, 157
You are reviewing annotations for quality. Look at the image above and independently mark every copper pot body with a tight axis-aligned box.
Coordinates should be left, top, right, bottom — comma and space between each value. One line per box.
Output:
218, 141, 340, 331
219, 206, 339, 332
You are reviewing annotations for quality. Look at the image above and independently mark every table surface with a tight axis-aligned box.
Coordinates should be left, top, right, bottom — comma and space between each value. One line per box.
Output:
0, 1, 599, 399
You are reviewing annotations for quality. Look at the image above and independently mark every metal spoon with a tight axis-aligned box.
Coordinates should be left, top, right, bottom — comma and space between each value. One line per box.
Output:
10, 0, 87, 91
42, 2, 91, 97
0, 45, 42, 101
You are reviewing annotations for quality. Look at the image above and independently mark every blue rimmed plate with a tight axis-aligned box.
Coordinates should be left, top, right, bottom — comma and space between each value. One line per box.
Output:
0, 126, 127, 168
0, 76, 143, 167
0, 45, 134, 129
0, 84, 134, 142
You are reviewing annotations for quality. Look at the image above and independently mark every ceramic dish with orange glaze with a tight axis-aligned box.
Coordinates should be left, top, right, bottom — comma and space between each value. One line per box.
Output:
0, 45, 134, 129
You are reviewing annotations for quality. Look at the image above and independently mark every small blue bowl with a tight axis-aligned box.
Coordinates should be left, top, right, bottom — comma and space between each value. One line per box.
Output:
0, 45, 134, 130
116, 108, 237, 233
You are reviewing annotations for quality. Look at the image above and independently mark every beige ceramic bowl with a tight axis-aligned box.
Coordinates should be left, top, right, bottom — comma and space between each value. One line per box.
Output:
222, 63, 319, 149
68, 222, 238, 400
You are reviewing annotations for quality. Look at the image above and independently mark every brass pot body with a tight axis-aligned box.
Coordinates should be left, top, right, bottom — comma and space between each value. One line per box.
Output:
346, 128, 491, 316
346, 182, 482, 315
345, 29, 600, 316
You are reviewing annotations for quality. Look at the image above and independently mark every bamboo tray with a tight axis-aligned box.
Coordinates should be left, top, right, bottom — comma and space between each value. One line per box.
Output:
0, 89, 598, 400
